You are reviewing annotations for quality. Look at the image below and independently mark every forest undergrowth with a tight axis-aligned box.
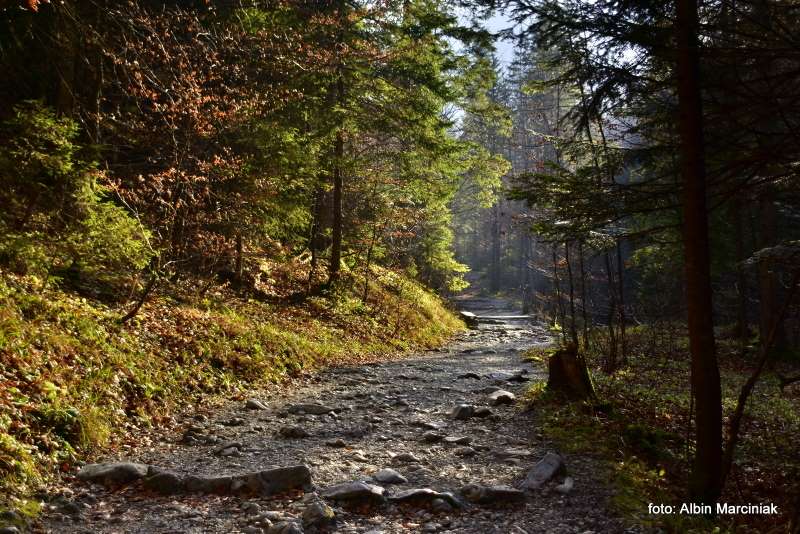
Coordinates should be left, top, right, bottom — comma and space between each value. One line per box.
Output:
0, 263, 463, 516
524, 329, 800, 534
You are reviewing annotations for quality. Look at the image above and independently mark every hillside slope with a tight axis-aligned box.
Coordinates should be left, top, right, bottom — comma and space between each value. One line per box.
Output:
0, 266, 462, 508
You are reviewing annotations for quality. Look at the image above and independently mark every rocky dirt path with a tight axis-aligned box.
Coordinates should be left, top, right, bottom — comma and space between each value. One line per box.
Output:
33, 297, 638, 534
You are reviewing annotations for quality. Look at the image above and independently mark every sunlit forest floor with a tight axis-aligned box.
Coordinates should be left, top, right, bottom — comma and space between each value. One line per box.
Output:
525, 328, 800, 533
0, 266, 463, 515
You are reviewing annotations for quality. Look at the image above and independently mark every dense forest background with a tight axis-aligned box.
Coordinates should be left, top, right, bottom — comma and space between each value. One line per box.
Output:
1, 0, 799, 532
455, 1, 800, 530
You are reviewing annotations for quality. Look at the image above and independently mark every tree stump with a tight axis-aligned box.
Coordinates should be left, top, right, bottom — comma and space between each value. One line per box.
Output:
547, 343, 597, 400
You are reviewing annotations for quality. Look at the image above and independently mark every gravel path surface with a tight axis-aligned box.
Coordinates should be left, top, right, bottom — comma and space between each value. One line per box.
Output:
34, 297, 642, 534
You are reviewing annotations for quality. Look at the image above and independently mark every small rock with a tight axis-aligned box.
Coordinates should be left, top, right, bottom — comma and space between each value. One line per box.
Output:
488, 390, 516, 406
325, 438, 347, 448
143, 468, 184, 495
221, 417, 246, 426
443, 436, 471, 445
246, 399, 268, 410
495, 448, 534, 459
321, 481, 386, 505
460, 484, 526, 504
506, 373, 529, 383
213, 441, 243, 456
456, 372, 481, 380
521, 452, 565, 490
287, 403, 334, 415
455, 446, 476, 457
268, 521, 304, 534
413, 420, 446, 431
451, 405, 474, 420
389, 488, 462, 509
0, 511, 20, 523
555, 477, 574, 494
421, 431, 444, 443
242, 502, 262, 515
430, 498, 453, 513
350, 450, 369, 462
301, 501, 335, 528
52, 498, 81, 516
76, 462, 149, 486
391, 452, 421, 464
374, 468, 407, 484
472, 407, 493, 418
0, 527, 20, 534
278, 426, 309, 439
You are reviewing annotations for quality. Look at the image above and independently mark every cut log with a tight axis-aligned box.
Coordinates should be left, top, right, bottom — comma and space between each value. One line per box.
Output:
547, 343, 596, 400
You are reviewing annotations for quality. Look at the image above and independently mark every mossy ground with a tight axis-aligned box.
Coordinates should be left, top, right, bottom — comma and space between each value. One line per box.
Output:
523, 325, 800, 534
0, 265, 463, 515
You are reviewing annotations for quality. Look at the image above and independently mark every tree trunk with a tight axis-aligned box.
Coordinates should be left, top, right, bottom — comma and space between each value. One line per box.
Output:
565, 241, 579, 348
235, 233, 243, 283
120, 258, 159, 324
490, 203, 502, 292
521, 231, 531, 314
308, 181, 326, 287
676, 0, 723, 506
758, 192, 787, 352
616, 238, 628, 363
602, 250, 618, 373
579, 241, 590, 349
328, 127, 344, 284
732, 195, 749, 354
552, 244, 566, 340
362, 219, 386, 303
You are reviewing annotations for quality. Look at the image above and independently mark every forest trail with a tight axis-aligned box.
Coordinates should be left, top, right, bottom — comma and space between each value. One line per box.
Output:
36, 298, 636, 534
